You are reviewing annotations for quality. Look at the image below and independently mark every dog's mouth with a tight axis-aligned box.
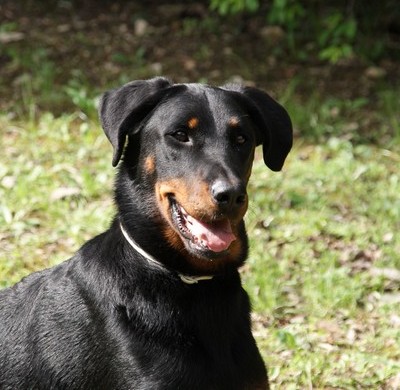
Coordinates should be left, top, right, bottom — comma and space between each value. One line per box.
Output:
169, 197, 236, 255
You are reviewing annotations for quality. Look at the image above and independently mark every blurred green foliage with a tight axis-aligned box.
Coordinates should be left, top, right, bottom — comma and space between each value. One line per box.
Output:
210, 0, 400, 63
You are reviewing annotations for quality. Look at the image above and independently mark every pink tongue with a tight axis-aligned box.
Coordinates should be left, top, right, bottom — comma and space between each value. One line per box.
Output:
186, 214, 236, 252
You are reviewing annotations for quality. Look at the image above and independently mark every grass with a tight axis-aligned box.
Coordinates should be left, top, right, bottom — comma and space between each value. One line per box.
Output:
245, 141, 400, 388
1, 95, 399, 388
0, 113, 113, 286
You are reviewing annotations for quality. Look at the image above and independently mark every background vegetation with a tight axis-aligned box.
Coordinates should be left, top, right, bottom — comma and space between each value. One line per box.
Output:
1, 1, 399, 388
211, 0, 400, 64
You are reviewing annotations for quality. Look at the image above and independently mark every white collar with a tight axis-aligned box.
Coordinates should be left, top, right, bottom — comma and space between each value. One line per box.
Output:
119, 223, 213, 284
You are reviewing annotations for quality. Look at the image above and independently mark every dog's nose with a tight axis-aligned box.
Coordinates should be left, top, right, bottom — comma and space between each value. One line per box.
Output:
211, 180, 247, 210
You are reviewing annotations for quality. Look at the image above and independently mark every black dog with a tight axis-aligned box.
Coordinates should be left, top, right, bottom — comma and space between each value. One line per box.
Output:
0, 77, 292, 389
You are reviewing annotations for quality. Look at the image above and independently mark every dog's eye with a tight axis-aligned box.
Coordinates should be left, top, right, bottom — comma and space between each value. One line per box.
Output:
235, 135, 246, 145
172, 130, 190, 143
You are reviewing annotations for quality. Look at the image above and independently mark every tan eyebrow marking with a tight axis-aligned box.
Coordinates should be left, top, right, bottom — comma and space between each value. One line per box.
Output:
187, 117, 199, 129
228, 117, 240, 127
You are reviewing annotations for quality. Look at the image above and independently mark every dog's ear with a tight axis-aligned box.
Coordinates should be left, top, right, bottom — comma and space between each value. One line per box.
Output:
223, 84, 293, 171
99, 77, 173, 167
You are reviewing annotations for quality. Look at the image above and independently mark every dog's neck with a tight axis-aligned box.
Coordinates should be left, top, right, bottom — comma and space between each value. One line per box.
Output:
119, 222, 213, 284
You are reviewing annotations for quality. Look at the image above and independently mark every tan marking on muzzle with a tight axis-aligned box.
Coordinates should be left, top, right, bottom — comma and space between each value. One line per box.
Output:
156, 178, 217, 221
154, 178, 247, 272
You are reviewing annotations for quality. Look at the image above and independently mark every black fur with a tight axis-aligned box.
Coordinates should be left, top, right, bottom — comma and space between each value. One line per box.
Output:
0, 78, 292, 389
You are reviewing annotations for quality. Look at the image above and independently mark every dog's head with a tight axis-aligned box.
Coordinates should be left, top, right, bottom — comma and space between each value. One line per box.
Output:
99, 77, 292, 274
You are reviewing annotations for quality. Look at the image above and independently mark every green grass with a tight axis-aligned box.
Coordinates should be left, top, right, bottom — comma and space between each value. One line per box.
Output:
0, 113, 114, 286
1, 96, 399, 388
244, 141, 400, 388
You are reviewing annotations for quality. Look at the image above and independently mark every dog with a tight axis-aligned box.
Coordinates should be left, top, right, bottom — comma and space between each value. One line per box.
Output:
0, 77, 292, 389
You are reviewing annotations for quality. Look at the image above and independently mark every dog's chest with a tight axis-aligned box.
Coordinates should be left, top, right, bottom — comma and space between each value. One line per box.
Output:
112, 283, 255, 388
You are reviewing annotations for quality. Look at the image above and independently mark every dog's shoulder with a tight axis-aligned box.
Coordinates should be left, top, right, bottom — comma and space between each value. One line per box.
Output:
0, 258, 83, 331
